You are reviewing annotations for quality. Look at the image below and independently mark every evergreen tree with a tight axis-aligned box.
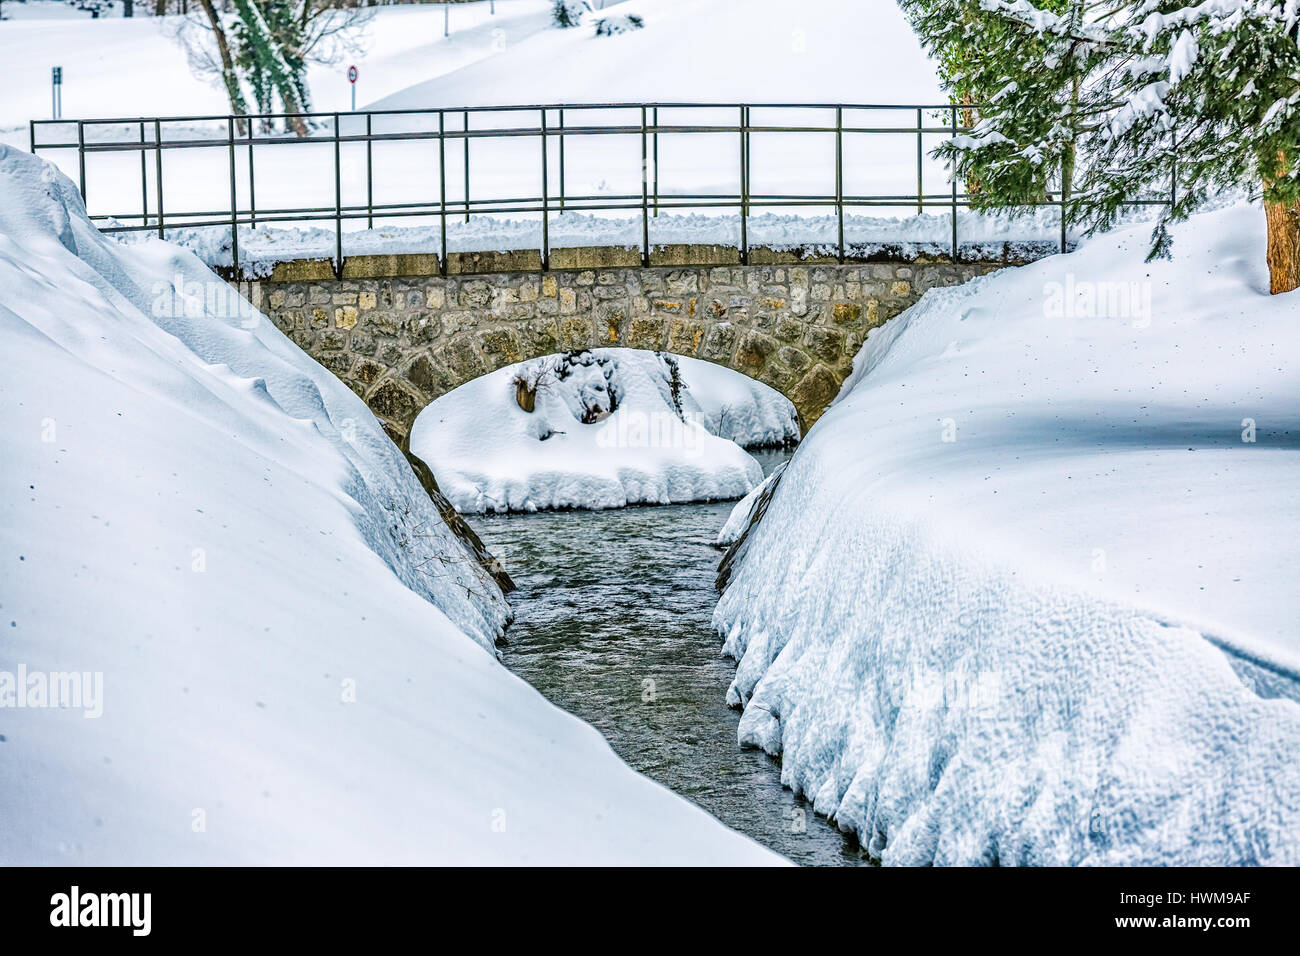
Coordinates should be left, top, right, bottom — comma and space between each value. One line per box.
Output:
1089, 3, 1300, 292
902, 0, 1300, 293
901, 0, 1096, 205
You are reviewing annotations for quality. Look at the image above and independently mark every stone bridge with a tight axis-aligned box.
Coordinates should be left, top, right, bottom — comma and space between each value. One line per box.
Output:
249, 246, 1008, 447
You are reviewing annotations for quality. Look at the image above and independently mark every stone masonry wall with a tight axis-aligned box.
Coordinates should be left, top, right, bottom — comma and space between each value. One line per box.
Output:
252, 254, 1005, 445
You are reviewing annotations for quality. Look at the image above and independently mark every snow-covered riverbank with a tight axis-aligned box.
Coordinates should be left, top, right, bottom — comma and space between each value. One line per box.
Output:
0, 145, 780, 865
410, 348, 796, 513
714, 202, 1300, 865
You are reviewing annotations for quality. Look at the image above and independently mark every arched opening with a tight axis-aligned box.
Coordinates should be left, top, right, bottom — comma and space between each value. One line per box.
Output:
406, 348, 799, 515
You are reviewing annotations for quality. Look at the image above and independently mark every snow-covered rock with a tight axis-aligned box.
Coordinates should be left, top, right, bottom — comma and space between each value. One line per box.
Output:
411, 348, 792, 513
716, 464, 786, 548
713, 201, 1300, 865
0, 145, 780, 865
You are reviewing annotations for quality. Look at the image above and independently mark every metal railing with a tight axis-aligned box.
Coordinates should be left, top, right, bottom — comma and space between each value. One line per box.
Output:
29, 103, 1172, 276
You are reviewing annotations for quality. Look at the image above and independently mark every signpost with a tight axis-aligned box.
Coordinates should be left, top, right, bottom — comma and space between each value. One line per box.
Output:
347, 65, 358, 112
51, 67, 62, 120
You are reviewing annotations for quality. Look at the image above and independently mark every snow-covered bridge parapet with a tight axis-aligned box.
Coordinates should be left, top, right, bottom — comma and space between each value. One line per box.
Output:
250, 247, 1006, 445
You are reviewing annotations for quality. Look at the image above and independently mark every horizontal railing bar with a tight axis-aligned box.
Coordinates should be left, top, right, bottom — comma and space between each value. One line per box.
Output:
31, 102, 978, 129
89, 195, 1167, 236
64, 124, 971, 154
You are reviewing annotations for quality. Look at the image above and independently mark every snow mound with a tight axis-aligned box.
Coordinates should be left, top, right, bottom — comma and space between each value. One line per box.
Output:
410, 348, 790, 513
713, 201, 1300, 865
0, 145, 778, 864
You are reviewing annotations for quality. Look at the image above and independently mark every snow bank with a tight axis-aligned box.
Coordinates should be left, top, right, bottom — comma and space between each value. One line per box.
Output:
0, 145, 778, 865
410, 349, 788, 513
713, 201, 1300, 865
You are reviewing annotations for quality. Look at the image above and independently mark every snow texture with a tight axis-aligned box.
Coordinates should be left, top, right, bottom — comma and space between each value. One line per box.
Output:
713, 201, 1300, 865
0, 145, 780, 865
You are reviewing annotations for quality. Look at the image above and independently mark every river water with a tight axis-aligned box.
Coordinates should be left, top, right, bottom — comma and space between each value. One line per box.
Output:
472, 449, 871, 866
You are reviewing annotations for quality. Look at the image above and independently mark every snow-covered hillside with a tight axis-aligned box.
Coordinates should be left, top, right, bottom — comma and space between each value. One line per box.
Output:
410, 348, 795, 513
714, 202, 1300, 865
0, 145, 780, 865
372, 0, 942, 108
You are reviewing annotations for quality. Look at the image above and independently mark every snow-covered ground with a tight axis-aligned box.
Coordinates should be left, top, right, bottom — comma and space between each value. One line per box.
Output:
714, 201, 1300, 865
0, 144, 782, 864
410, 348, 796, 513
2, 0, 1083, 273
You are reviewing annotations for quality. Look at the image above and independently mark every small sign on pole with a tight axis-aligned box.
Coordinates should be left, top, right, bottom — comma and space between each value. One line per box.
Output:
347, 65, 358, 112
51, 67, 63, 120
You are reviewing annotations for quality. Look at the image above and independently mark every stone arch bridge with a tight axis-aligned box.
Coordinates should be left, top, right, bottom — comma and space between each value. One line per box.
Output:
249, 247, 1007, 447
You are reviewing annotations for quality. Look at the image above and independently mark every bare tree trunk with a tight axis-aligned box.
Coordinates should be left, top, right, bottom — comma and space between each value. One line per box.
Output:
155, 0, 167, 15
196, 0, 249, 135
1265, 198, 1300, 295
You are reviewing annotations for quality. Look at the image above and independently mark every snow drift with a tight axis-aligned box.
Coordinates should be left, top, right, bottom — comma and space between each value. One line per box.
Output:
0, 145, 778, 864
714, 202, 1300, 865
410, 348, 795, 514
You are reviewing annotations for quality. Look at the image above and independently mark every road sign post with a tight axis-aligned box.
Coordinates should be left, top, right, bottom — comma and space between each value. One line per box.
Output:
51, 67, 62, 120
347, 65, 358, 112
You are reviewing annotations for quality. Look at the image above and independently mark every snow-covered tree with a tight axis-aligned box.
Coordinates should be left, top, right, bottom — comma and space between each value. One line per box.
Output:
177, 1, 371, 137
552, 0, 588, 28
904, 0, 1300, 293
902, 0, 1098, 204
1093, 3, 1300, 292
232, 0, 312, 134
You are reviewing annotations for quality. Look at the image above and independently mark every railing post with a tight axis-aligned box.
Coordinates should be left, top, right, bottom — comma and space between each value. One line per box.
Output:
76, 121, 86, 204
463, 109, 470, 224
247, 120, 256, 229
558, 107, 565, 214
154, 118, 164, 240
640, 106, 650, 267
1170, 126, 1178, 213
139, 121, 149, 227
540, 108, 550, 271
1060, 173, 1068, 255
950, 105, 958, 260
836, 105, 844, 263
28, 119, 35, 155
739, 104, 748, 265
652, 106, 659, 218
333, 112, 343, 278
916, 107, 923, 216
365, 112, 373, 230
227, 116, 240, 275
438, 110, 448, 276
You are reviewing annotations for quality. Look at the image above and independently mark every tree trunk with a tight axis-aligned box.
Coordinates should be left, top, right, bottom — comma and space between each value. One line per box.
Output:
196, 0, 249, 135
1265, 198, 1300, 294
155, 0, 167, 15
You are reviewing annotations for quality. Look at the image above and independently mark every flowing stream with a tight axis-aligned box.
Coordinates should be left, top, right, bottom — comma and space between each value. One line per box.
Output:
472, 449, 871, 866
